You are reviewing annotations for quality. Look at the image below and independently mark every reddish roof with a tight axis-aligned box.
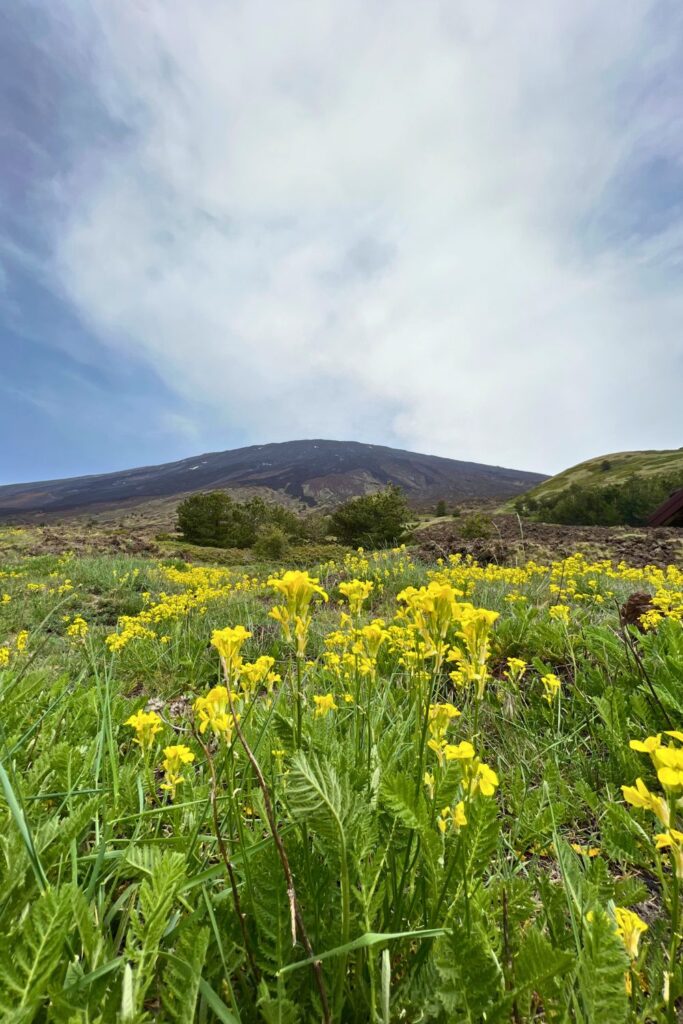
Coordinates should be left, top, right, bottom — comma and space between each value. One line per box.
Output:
648, 488, 683, 527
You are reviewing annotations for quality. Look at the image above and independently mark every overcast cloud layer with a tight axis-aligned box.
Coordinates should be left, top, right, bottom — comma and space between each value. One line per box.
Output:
2, 0, 683, 480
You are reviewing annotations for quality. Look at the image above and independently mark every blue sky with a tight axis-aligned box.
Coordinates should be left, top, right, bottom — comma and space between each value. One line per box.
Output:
1, 0, 682, 485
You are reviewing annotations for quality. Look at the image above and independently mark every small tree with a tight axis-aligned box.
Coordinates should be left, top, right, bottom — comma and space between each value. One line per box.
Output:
177, 491, 259, 547
460, 512, 493, 540
435, 499, 447, 517
253, 526, 289, 560
329, 486, 411, 548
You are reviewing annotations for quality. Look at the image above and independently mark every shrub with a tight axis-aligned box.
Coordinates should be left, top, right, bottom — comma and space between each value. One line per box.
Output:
329, 486, 411, 548
253, 527, 289, 560
460, 512, 494, 540
435, 499, 448, 517
529, 473, 683, 527
177, 492, 304, 548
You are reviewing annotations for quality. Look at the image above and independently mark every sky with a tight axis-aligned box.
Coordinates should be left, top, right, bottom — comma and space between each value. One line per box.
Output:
1, 1, 682, 485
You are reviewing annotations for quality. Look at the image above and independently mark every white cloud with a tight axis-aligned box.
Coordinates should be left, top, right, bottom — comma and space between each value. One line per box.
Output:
55, 0, 683, 472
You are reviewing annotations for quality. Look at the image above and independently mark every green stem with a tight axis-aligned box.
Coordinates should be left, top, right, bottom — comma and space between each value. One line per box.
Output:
667, 865, 680, 1024
296, 654, 303, 748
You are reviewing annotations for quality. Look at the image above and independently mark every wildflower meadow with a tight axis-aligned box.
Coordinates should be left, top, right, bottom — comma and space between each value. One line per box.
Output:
1, 538, 683, 1022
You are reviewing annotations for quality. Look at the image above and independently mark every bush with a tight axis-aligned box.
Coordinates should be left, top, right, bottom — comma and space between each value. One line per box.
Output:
253, 527, 289, 560
520, 473, 683, 527
177, 492, 304, 548
460, 512, 494, 540
435, 499, 448, 517
329, 486, 412, 548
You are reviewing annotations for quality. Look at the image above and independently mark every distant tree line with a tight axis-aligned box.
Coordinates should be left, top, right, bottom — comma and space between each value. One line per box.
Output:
514, 473, 682, 527
177, 485, 413, 554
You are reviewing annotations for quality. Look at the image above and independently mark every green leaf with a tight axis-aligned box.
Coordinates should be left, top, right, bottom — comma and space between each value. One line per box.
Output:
513, 927, 575, 1018
276, 928, 444, 976
161, 926, 210, 1022
433, 917, 505, 1023
0, 885, 71, 1015
577, 907, 629, 1024
198, 978, 241, 1023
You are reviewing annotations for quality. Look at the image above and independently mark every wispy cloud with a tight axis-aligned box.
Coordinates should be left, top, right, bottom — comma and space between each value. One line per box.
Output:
8, 1, 683, 473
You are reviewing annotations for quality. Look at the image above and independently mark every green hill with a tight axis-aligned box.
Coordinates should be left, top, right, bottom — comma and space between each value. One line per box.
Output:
511, 448, 683, 526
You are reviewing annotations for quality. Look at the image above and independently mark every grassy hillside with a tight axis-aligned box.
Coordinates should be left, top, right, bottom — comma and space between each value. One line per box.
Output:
521, 448, 683, 504
506, 448, 683, 527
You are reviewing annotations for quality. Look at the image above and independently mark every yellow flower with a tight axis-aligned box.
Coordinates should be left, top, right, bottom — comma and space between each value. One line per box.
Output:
240, 655, 279, 697
443, 740, 476, 762
160, 744, 195, 799
211, 625, 251, 675
313, 694, 338, 718
629, 735, 661, 754
268, 570, 328, 616
66, 616, 89, 642
124, 710, 163, 751
14, 630, 29, 652
338, 579, 373, 615
397, 582, 464, 648
571, 843, 601, 858
428, 703, 461, 743
470, 761, 499, 798
358, 621, 389, 660
438, 801, 467, 834
505, 657, 527, 681
655, 829, 683, 878
540, 673, 561, 703
549, 604, 570, 624
268, 570, 328, 655
424, 771, 435, 800
655, 746, 683, 789
455, 606, 499, 699
194, 686, 239, 740
0, 647, 10, 668
622, 777, 670, 826
613, 907, 648, 960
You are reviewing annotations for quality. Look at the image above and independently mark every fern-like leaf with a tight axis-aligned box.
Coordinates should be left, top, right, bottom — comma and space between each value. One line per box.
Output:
576, 906, 629, 1024
0, 885, 71, 1015
161, 924, 209, 1021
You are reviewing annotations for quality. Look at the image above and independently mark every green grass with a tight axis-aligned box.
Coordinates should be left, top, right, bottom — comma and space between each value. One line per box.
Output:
518, 448, 683, 504
0, 546, 682, 1021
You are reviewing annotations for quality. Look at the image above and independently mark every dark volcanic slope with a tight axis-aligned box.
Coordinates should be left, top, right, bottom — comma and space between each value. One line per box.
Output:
0, 439, 548, 516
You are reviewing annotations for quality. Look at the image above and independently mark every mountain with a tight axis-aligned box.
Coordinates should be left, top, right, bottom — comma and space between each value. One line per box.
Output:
0, 439, 548, 518
518, 448, 683, 504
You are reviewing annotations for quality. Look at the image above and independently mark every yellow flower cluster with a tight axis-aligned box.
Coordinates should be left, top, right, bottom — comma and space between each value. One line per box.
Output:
540, 673, 562, 703
0, 629, 30, 667
160, 744, 195, 799
323, 618, 389, 681
426, 552, 683, 623
338, 579, 373, 616
623, 731, 683, 877
268, 570, 328, 657
65, 615, 89, 641
313, 694, 338, 718
640, 589, 683, 631
124, 710, 163, 751
194, 685, 240, 741
426, 729, 499, 836
106, 564, 266, 652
